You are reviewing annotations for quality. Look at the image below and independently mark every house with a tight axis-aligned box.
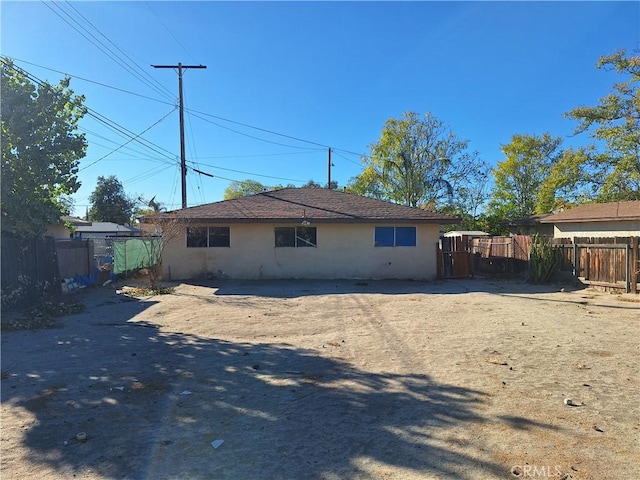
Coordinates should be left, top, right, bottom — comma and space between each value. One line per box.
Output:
443, 230, 489, 239
75, 222, 141, 239
539, 200, 640, 239
155, 188, 458, 280
45, 216, 92, 239
76, 221, 142, 262
504, 214, 554, 236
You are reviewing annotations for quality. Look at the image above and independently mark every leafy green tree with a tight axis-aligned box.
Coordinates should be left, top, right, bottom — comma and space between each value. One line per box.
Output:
488, 133, 563, 219
302, 179, 338, 189
88, 175, 136, 225
224, 179, 269, 199
564, 49, 640, 201
348, 112, 483, 210
536, 146, 593, 212
1, 58, 87, 238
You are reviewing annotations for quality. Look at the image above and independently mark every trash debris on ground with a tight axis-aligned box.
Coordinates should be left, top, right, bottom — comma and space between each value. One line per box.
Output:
564, 398, 585, 407
211, 439, 224, 449
76, 432, 87, 442
180, 390, 191, 395
111, 386, 124, 391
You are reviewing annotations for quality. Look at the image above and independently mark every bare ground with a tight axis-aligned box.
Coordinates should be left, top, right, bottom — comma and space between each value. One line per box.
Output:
1, 278, 639, 480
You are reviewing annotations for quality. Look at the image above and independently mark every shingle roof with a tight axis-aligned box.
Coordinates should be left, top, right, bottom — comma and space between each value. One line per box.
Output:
161, 188, 458, 224
76, 222, 140, 233
539, 201, 640, 224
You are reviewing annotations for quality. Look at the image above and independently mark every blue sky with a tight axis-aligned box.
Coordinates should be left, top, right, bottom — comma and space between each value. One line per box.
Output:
2, 1, 639, 215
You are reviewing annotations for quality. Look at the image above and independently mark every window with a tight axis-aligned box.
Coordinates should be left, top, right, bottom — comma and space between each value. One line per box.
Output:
374, 226, 416, 247
275, 227, 317, 247
395, 226, 416, 246
187, 227, 230, 247
209, 227, 230, 247
374, 227, 395, 247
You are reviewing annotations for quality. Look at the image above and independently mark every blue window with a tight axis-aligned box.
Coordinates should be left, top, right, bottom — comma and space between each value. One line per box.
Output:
396, 227, 416, 246
374, 227, 395, 247
374, 226, 416, 247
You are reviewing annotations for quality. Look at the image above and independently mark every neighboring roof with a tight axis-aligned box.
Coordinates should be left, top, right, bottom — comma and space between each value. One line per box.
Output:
443, 230, 489, 237
539, 201, 640, 224
76, 222, 140, 233
60, 215, 92, 227
156, 188, 459, 224
505, 213, 552, 226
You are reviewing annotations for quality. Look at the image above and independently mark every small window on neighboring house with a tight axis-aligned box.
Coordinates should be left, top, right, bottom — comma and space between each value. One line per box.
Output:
275, 227, 317, 247
187, 227, 230, 247
374, 226, 416, 247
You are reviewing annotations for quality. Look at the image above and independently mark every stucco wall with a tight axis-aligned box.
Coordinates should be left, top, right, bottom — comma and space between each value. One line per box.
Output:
45, 224, 71, 239
162, 222, 441, 280
553, 220, 640, 239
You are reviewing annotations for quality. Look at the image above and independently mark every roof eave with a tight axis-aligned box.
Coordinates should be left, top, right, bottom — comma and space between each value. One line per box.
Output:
540, 217, 640, 224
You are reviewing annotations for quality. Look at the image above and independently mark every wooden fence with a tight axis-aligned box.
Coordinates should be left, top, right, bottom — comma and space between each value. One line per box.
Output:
552, 237, 639, 294
472, 235, 531, 274
438, 236, 473, 278
466, 235, 639, 293
1, 237, 99, 309
1, 236, 60, 308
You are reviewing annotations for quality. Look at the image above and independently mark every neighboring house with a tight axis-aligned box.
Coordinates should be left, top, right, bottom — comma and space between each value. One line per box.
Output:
156, 188, 458, 280
75, 222, 141, 239
539, 201, 640, 239
45, 216, 92, 239
443, 230, 489, 239
504, 214, 554, 236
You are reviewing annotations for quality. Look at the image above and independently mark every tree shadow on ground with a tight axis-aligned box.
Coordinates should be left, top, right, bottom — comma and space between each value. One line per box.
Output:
2, 289, 553, 479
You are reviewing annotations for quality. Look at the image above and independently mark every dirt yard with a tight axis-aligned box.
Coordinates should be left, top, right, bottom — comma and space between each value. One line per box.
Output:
1, 278, 638, 480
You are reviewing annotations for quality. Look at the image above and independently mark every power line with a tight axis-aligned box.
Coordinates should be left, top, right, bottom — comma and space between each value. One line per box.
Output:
186, 162, 308, 183
5, 55, 174, 105
4, 61, 180, 179
145, 1, 200, 64
43, 1, 174, 101
80, 107, 178, 171
5, 55, 371, 160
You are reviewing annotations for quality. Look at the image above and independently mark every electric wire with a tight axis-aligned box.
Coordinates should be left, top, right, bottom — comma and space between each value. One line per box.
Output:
80, 107, 178, 171
145, 1, 200, 64
43, 1, 174, 101
5, 55, 370, 161
4, 59, 369, 208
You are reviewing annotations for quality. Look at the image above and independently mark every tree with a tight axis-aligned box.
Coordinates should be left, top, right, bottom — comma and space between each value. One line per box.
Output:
137, 212, 183, 291
224, 180, 269, 200
347, 112, 484, 210
536, 146, 593, 212
488, 133, 563, 219
302, 179, 338, 189
564, 49, 640, 201
438, 158, 492, 231
88, 175, 136, 225
1, 58, 87, 238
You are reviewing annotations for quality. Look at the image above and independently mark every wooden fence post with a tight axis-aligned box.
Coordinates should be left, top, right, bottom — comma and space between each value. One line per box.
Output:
630, 237, 638, 294
572, 243, 578, 286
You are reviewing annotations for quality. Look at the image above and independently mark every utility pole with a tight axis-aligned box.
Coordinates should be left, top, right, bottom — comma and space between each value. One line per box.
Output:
327, 147, 332, 189
152, 63, 206, 208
